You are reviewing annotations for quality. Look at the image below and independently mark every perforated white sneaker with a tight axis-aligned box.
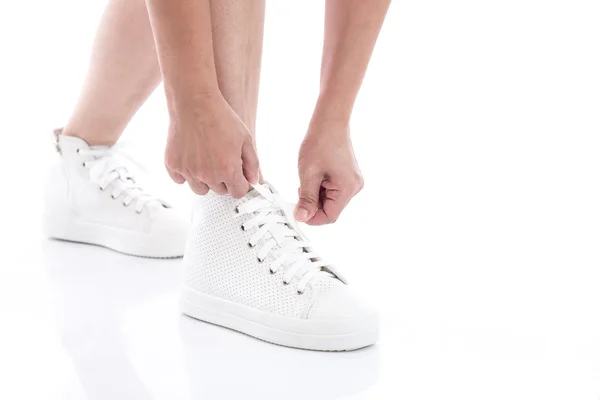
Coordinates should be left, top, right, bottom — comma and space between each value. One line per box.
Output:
181, 183, 379, 351
44, 129, 189, 258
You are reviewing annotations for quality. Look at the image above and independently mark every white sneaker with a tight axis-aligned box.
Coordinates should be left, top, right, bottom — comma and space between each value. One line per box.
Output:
44, 129, 189, 258
181, 183, 379, 351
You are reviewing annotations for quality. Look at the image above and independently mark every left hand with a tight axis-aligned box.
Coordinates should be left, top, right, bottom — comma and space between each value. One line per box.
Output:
296, 120, 364, 225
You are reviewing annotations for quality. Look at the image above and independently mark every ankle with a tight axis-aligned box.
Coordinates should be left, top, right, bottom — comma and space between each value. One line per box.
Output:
62, 124, 120, 147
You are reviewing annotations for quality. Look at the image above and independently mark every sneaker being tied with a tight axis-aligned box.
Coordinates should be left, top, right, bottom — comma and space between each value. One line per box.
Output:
181, 183, 379, 351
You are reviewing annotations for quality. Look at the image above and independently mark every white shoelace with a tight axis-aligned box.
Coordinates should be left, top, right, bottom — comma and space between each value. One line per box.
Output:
235, 184, 332, 294
79, 145, 162, 213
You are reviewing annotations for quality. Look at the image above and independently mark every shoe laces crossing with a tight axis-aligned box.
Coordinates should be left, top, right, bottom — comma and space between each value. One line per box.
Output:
79, 144, 163, 213
236, 184, 331, 294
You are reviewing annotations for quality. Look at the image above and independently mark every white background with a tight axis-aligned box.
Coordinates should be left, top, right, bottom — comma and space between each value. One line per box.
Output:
1, 0, 600, 399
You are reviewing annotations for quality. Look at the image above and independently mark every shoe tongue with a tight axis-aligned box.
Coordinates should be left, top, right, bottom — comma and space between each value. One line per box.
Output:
241, 183, 275, 203
238, 184, 298, 249
244, 184, 334, 282
238, 186, 265, 205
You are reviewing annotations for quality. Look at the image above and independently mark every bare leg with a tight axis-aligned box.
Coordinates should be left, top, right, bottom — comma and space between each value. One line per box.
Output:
209, 0, 265, 142
63, 0, 264, 148
46, 0, 188, 259
63, 0, 161, 146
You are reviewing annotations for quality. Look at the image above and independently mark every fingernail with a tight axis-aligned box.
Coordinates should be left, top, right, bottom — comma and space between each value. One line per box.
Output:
296, 207, 309, 222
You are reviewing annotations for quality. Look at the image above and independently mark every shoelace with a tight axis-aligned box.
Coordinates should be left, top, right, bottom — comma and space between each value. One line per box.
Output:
79, 145, 162, 213
235, 184, 331, 294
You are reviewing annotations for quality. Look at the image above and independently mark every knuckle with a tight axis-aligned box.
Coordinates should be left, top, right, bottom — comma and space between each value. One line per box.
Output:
171, 174, 185, 184
194, 174, 208, 185
355, 175, 365, 191
186, 165, 203, 180
299, 192, 319, 205
231, 189, 246, 199
201, 174, 218, 186
223, 165, 238, 178
164, 157, 179, 172
191, 184, 209, 195
211, 184, 226, 193
213, 161, 234, 178
349, 172, 364, 191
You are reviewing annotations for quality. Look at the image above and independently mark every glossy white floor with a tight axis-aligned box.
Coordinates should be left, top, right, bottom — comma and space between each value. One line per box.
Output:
0, 217, 598, 400
3, 1, 600, 398
3, 204, 600, 400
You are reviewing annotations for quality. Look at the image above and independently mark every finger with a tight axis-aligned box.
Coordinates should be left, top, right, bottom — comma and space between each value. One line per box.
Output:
241, 140, 260, 184
306, 189, 350, 225
305, 209, 330, 226
209, 182, 228, 195
227, 170, 250, 199
186, 178, 210, 195
167, 168, 186, 184
296, 170, 323, 222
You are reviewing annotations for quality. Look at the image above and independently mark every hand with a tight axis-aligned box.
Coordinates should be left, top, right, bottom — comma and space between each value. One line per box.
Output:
296, 120, 364, 225
164, 95, 259, 198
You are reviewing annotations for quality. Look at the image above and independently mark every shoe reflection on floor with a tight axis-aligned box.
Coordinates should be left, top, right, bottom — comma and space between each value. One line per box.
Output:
43, 239, 380, 400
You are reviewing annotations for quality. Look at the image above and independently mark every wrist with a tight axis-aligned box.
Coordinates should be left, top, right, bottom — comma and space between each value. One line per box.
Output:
166, 86, 224, 121
312, 91, 354, 127
306, 115, 351, 141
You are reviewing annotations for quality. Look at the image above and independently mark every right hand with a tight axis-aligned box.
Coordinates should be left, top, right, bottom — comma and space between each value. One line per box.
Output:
164, 95, 259, 198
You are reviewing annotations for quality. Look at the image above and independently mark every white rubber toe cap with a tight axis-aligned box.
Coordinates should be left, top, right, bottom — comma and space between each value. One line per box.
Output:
144, 207, 190, 258
308, 285, 378, 321
305, 285, 380, 350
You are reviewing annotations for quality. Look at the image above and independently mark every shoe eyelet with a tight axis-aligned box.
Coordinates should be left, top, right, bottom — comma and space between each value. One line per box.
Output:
248, 242, 254, 248
257, 257, 263, 263
122, 202, 128, 207
76, 149, 80, 154
82, 162, 86, 167
99, 186, 104, 191
235, 206, 240, 214
297, 290, 304, 295
111, 195, 116, 199
282, 280, 289, 286
269, 269, 275, 275
241, 225, 246, 231
136, 210, 142, 215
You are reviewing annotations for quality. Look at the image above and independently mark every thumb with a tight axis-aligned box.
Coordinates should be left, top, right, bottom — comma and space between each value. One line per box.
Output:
241, 139, 260, 184
296, 171, 322, 222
